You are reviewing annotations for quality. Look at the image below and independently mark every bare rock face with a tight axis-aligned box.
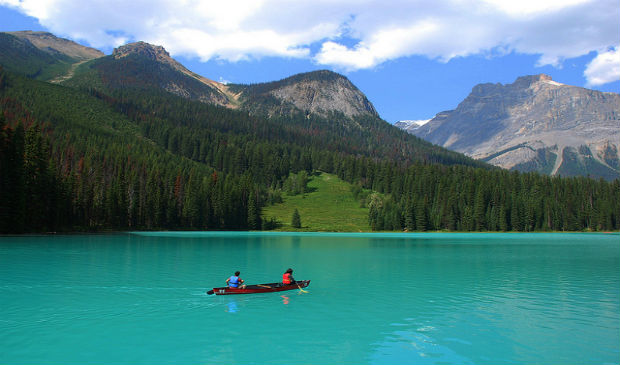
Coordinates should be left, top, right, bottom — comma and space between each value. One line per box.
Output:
235, 70, 378, 120
405, 74, 620, 180
9, 31, 103, 60
267, 70, 378, 118
113, 42, 183, 71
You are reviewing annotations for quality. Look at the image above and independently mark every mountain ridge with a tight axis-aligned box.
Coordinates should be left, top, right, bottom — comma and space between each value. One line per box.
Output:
1, 31, 618, 233
66, 40, 377, 120
401, 74, 620, 180
4, 31, 617, 180
8, 31, 104, 60
79, 40, 384, 132
112, 41, 240, 107
0, 31, 102, 81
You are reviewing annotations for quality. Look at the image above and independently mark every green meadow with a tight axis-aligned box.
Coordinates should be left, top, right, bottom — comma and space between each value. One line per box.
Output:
261, 172, 371, 232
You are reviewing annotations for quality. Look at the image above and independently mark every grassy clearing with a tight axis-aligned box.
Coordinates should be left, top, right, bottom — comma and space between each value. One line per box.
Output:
261, 172, 371, 232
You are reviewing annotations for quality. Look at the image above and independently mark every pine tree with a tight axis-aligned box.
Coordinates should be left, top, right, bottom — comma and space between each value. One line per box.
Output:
247, 193, 260, 230
291, 208, 301, 228
473, 187, 486, 231
415, 197, 427, 231
404, 198, 415, 231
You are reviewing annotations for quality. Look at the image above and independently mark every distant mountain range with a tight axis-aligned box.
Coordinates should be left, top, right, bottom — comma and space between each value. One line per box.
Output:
1, 30, 617, 234
0, 31, 379, 121
0, 30, 484, 232
5, 32, 616, 181
396, 74, 620, 180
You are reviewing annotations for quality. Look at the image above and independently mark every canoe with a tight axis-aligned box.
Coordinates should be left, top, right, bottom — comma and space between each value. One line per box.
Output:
207, 280, 310, 295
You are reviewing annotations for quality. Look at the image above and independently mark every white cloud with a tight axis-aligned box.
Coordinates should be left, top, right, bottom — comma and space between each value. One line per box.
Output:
584, 47, 620, 86
480, 0, 591, 17
1, 0, 618, 75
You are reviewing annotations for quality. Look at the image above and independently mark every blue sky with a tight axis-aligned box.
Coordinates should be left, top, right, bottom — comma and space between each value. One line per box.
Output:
1, 0, 618, 123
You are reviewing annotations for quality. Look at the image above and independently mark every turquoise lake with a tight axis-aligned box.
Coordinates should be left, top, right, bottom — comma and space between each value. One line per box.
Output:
1, 232, 618, 364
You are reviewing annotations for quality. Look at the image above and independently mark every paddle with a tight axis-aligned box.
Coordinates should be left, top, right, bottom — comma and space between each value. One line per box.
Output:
206, 290, 214, 295
297, 282, 308, 293
257, 284, 272, 288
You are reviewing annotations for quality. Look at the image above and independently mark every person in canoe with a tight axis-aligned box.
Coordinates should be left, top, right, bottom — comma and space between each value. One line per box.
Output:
226, 271, 245, 289
282, 268, 296, 285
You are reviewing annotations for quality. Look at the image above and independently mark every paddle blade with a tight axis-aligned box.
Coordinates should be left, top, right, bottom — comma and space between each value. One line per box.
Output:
206, 290, 214, 295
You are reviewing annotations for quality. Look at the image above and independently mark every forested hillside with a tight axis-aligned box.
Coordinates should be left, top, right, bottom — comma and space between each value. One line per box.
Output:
1, 35, 619, 233
63, 48, 482, 168
0, 33, 74, 80
350, 163, 619, 232
0, 69, 260, 232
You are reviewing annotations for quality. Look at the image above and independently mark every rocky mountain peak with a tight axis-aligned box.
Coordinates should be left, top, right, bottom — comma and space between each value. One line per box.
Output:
513, 74, 553, 87
401, 75, 620, 180
113, 42, 179, 67
470, 74, 559, 96
263, 70, 379, 118
294, 69, 347, 83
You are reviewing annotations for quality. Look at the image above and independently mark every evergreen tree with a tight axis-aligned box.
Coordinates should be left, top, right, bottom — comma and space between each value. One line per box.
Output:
291, 209, 301, 228
247, 192, 261, 230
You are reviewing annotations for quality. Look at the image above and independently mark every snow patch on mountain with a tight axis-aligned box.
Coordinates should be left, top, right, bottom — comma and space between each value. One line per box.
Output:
394, 119, 430, 132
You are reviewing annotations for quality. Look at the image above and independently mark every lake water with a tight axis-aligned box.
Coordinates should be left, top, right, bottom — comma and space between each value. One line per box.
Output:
1, 232, 618, 364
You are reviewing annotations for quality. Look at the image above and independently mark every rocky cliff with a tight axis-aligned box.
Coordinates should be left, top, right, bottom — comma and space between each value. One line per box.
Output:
405, 74, 620, 180
230, 70, 378, 120
268, 70, 378, 118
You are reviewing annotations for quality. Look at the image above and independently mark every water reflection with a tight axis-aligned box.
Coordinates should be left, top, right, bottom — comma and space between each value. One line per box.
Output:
225, 300, 238, 313
281, 295, 289, 305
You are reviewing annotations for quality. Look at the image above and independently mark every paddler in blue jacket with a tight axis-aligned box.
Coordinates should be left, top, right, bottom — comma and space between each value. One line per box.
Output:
226, 271, 245, 288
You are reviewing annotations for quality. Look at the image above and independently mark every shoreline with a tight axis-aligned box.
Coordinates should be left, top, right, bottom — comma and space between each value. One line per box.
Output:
2, 230, 618, 237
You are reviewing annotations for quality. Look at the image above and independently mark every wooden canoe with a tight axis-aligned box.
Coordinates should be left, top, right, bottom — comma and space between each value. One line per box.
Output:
207, 280, 310, 295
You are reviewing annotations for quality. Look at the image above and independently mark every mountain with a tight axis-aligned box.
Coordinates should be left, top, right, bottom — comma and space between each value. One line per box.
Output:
401, 74, 620, 180
228, 70, 378, 119
9, 31, 103, 60
65, 42, 377, 118
64, 41, 237, 107
0, 31, 103, 81
394, 119, 430, 132
2, 32, 617, 234
57, 40, 481, 166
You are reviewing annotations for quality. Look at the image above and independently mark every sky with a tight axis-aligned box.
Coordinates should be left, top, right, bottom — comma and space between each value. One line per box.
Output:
1, 0, 618, 123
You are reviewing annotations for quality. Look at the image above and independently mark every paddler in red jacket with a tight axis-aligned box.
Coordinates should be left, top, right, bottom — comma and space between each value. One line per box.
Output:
282, 268, 296, 285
